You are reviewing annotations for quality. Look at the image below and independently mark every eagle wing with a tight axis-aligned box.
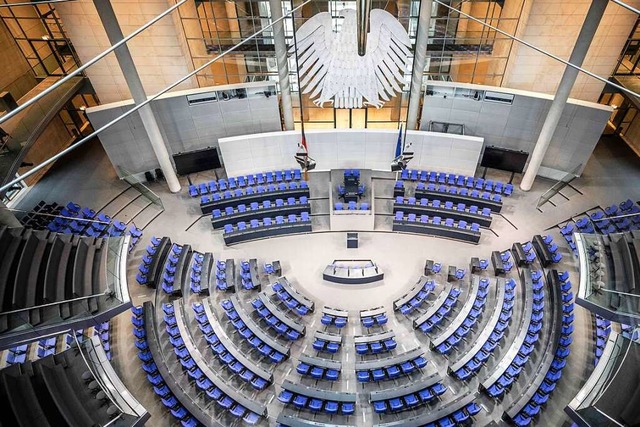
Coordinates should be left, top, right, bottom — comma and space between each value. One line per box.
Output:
364, 9, 411, 108
290, 13, 335, 104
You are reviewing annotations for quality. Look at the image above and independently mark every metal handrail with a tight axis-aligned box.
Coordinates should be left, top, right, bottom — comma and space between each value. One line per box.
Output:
0, 292, 109, 316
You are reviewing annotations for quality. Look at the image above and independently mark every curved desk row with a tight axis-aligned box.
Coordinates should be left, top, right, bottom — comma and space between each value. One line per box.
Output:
355, 347, 424, 371
373, 392, 478, 427
354, 330, 395, 344
393, 276, 434, 311
172, 300, 267, 417
393, 202, 492, 227
480, 268, 534, 391
223, 220, 312, 245
256, 292, 306, 334
201, 187, 310, 214
298, 353, 341, 371
228, 294, 289, 356
203, 298, 273, 383
431, 276, 482, 347
211, 202, 310, 229
393, 220, 480, 244
369, 372, 442, 402
277, 413, 356, 427
275, 277, 314, 311
281, 379, 356, 403
323, 264, 383, 284
504, 269, 565, 420
449, 278, 506, 373
414, 189, 502, 213
413, 282, 454, 329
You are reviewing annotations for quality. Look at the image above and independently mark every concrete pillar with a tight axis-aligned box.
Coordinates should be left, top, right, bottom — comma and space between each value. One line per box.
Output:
93, 0, 181, 193
520, 0, 608, 191
269, 0, 295, 130
406, 0, 432, 130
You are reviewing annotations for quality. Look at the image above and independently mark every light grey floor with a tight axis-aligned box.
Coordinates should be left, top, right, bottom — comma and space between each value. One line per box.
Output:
12, 135, 640, 426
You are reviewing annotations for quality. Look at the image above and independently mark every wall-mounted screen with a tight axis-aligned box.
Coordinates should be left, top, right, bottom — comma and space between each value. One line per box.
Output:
481, 146, 529, 173
173, 147, 221, 175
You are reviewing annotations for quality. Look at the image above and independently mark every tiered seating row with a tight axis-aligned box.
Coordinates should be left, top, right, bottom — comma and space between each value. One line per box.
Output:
335, 201, 370, 210
211, 196, 310, 229
221, 295, 289, 362
164, 300, 266, 421
201, 181, 309, 214
481, 269, 543, 398
278, 379, 356, 415
131, 304, 202, 426
370, 373, 446, 414
273, 277, 314, 315
360, 306, 388, 328
190, 168, 302, 197
321, 306, 348, 328
215, 259, 236, 292
191, 301, 272, 390
355, 330, 396, 355
393, 276, 436, 315
240, 259, 260, 291
409, 184, 503, 213
414, 283, 461, 333
27, 201, 143, 252
313, 331, 342, 354
399, 169, 513, 196
431, 276, 489, 354
532, 234, 562, 267
296, 354, 341, 381
252, 292, 306, 340
136, 236, 171, 288
504, 269, 574, 426
160, 243, 192, 295
356, 348, 428, 383
223, 213, 312, 245
394, 196, 492, 227
393, 211, 481, 244
0, 226, 125, 343
189, 252, 212, 294
594, 314, 611, 366
449, 277, 513, 380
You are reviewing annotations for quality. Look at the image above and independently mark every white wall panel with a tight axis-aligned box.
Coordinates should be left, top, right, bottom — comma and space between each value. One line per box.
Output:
219, 129, 484, 178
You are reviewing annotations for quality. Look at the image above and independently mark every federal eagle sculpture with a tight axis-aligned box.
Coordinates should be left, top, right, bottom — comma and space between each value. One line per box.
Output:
291, 9, 411, 109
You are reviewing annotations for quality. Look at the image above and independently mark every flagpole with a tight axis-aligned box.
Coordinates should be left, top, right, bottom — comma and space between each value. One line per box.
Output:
289, 0, 309, 181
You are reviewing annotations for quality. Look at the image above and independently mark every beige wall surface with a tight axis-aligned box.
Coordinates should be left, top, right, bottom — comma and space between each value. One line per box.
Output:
0, 20, 36, 102
55, 0, 197, 103
502, 0, 640, 102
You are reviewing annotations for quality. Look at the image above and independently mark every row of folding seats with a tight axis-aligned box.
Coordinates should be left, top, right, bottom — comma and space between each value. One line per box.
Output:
356, 336, 397, 355
136, 236, 165, 285
432, 402, 483, 426
192, 302, 268, 390
395, 211, 481, 232
189, 252, 206, 294
593, 199, 640, 231
320, 311, 348, 328
5, 344, 28, 364
131, 306, 199, 427
252, 298, 302, 341
190, 169, 302, 197
416, 287, 462, 334
399, 280, 436, 315
278, 389, 355, 415
92, 321, 111, 360
509, 281, 574, 427
215, 260, 229, 291
223, 213, 311, 234
45, 201, 143, 251
536, 235, 562, 264
273, 281, 311, 316
396, 196, 492, 217
239, 261, 257, 291
37, 336, 57, 359
399, 169, 513, 195
484, 279, 546, 398
361, 312, 388, 328
201, 181, 308, 205
164, 304, 261, 424
212, 196, 309, 218
500, 251, 515, 272
335, 201, 369, 210
161, 244, 186, 294
312, 336, 341, 353
372, 382, 447, 413
357, 354, 428, 383
435, 279, 490, 354
594, 314, 611, 366
415, 181, 504, 202
296, 361, 340, 381
453, 278, 516, 380
220, 299, 286, 363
